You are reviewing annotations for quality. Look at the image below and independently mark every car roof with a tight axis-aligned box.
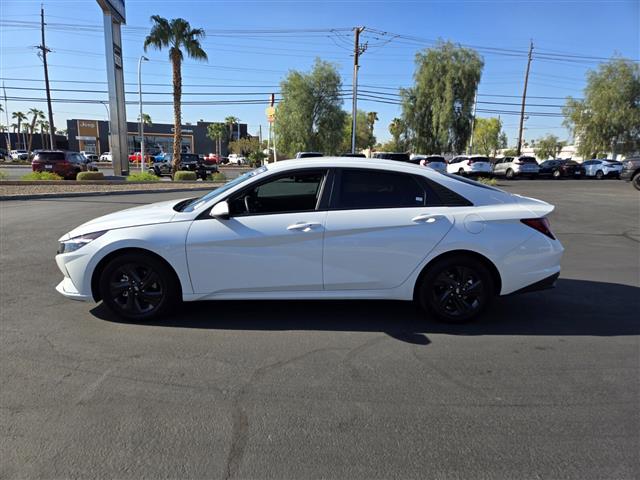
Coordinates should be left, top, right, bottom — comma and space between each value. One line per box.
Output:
265, 157, 443, 176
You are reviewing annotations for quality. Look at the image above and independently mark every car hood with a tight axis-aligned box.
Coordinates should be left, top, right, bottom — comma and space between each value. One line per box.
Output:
60, 198, 188, 240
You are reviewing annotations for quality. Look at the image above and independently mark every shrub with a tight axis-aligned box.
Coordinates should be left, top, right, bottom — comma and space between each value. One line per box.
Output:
476, 177, 498, 186
21, 171, 63, 181
0, 170, 8, 181
210, 172, 227, 182
76, 171, 105, 181
127, 171, 160, 182
173, 171, 197, 181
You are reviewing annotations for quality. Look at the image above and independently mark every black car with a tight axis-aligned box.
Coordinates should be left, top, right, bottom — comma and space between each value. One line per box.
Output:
620, 157, 640, 191
153, 153, 218, 179
372, 152, 410, 162
538, 159, 584, 179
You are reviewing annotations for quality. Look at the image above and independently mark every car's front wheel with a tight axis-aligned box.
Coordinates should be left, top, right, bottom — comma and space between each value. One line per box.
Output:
99, 253, 178, 320
417, 256, 494, 323
632, 172, 640, 191
552, 169, 561, 179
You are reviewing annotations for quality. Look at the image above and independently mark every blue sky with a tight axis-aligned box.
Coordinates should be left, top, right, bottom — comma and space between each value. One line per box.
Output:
1, 0, 638, 146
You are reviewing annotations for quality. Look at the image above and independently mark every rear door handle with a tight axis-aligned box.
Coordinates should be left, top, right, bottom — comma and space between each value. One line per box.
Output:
287, 222, 321, 232
411, 214, 441, 223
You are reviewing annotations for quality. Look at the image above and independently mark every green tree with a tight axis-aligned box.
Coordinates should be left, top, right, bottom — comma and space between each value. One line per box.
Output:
144, 16, 207, 173
341, 110, 376, 152
11, 111, 27, 148
207, 122, 226, 156
503, 148, 518, 157
534, 134, 566, 160
275, 58, 346, 157
27, 108, 45, 155
401, 41, 483, 154
389, 117, 407, 151
472, 117, 502, 156
563, 58, 640, 158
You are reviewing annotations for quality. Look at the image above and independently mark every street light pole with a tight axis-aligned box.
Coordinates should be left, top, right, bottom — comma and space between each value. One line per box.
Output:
138, 55, 148, 172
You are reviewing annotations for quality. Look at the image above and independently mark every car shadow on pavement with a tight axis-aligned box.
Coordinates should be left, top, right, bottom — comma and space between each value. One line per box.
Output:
91, 279, 639, 345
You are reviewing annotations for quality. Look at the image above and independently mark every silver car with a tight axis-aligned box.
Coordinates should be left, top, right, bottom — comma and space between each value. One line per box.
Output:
582, 159, 623, 179
493, 156, 540, 179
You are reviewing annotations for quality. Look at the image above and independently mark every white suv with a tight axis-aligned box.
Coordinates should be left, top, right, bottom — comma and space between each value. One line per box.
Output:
493, 156, 540, 179
447, 155, 492, 176
228, 154, 246, 165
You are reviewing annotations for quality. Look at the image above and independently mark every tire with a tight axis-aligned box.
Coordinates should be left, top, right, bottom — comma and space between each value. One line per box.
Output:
505, 168, 514, 180
552, 169, 561, 179
595, 170, 604, 180
98, 253, 179, 321
633, 172, 640, 191
417, 256, 494, 323
458, 168, 465, 176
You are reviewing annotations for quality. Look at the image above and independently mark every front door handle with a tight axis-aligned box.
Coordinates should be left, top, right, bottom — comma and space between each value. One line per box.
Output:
411, 214, 441, 223
287, 222, 321, 232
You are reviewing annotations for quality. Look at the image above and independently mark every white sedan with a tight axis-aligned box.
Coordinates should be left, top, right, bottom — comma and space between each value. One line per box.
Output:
55, 158, 563, 323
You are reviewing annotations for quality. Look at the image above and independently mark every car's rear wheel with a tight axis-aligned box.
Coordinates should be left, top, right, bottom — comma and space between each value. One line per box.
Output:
595, 170, 604, 180
633, 172, 640, 191
417, 256, 494, 323
458, 168, 465, 176
99, 253, 178, 320
505, 168, 514, 180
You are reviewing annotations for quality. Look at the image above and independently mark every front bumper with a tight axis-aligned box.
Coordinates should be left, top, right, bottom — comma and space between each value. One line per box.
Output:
620, 169, 635, 181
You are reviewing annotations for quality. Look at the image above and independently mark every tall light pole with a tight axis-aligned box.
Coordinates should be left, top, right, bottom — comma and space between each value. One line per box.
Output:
138, 55, 148, 172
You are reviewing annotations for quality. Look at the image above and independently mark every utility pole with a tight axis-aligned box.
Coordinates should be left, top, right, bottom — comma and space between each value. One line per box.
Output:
38, 5, 55, 149
516, 40, 533, 156
2, 83, 11, 152
467, 88, 478, 155
351, 26, 366, 154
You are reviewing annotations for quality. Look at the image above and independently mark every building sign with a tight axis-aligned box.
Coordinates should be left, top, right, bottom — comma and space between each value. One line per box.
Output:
77, 120, 99, 137
96, 0, 125, 24
172, 128, 194, 134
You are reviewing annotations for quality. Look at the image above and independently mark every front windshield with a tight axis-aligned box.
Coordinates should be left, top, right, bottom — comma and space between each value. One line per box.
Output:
181, 166, 268, 212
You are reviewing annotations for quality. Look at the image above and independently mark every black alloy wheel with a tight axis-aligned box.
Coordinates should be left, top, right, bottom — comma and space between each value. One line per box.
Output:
418, 257, 494, 323
99, 253, 177, 320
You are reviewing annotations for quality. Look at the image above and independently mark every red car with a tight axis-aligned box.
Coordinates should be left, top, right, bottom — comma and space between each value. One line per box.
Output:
32, 150, 87, 179
204, 153, 220, 165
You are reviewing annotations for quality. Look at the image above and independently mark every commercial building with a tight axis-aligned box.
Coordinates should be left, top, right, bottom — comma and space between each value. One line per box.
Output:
66, 119, 249, 156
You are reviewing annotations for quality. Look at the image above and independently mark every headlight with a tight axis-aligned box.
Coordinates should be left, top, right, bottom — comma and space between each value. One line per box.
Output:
58, 230, 107, 254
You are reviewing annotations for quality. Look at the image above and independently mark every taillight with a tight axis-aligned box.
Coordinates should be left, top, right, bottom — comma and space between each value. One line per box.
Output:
521, 218, 556, 240
467, 159, 475, 164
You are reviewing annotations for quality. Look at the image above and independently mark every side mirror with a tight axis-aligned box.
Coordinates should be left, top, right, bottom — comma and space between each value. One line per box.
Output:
210, 201, 230, 220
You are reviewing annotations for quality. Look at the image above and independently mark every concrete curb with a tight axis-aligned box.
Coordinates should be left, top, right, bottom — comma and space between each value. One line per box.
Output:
0, 186, 218, 201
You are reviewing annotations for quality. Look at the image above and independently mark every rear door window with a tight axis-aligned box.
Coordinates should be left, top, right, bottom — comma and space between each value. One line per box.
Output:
334, 169, 426, 209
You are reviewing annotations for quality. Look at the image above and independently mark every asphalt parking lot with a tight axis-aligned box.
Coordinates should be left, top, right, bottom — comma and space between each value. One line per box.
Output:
1, 180, 638, 479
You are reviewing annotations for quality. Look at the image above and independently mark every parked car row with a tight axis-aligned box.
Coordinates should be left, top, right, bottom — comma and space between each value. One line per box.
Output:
151, 153, 218, 180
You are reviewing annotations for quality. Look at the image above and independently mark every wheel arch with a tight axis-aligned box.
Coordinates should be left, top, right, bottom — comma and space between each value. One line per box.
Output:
90, 247, 183, 302
412, 249, 502, 301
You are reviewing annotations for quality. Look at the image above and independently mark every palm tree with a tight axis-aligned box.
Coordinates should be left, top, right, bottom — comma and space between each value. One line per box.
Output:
366, 111, 378, 135
144, 16, 207, 174
38, 120, 49, 149
27, 108, 45, 155
225, 116, 239, 144
389, 117, 405, 151
138, 113, 153, 127
12, 111, 27, 148
207, 122, 225, 157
